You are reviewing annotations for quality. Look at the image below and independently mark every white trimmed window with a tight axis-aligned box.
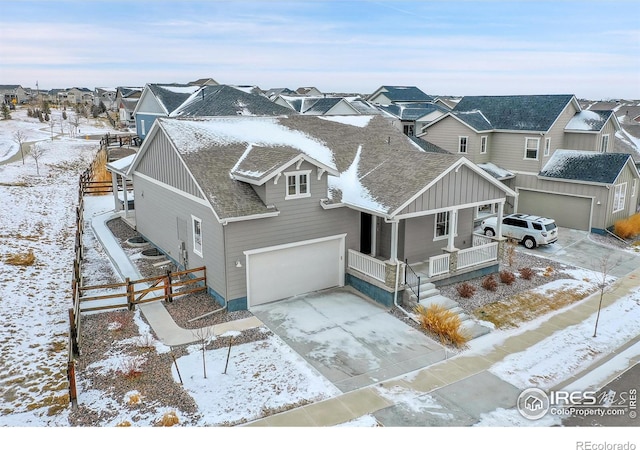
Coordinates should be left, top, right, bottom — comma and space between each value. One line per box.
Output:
613, 183, 627, 212
544, 138, 551, 157
434, 211, 451, 239
458, 136, 468, 153
601, 134, 609, 153
480, 136, 487, 154
192, 215, 203, 257
141, 119, 146, 136
285, 170, 311, 199
524, 137, 540, 160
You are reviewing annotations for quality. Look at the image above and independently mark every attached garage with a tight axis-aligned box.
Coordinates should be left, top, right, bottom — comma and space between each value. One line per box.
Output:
517, 189, 592, 231
245, 234, 346, 307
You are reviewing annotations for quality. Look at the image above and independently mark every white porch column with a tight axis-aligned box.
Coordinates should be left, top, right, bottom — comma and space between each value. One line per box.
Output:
111, 171, 120, 211
389, 220, 399, 263
123, 183, 130, 217
445, 209, 458, 251
371, 216, 377, 257
496, 201, 504, 238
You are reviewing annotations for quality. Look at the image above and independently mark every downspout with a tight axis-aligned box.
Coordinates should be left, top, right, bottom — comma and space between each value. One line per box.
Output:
392, 253, 414, 318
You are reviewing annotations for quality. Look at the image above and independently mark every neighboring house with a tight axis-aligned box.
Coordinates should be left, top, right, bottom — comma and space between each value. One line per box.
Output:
378, 102, 448, 136
367, 85, 433, 105
133, 83, 295, 141
189, 78, 219, 86
0, 85, 28, 105
133, 83, 202, 141
115, 114, 516, 311
264, 87, 296, 100
296, 86, 323, 96
273, 94, 362, 115
418, 94, 638, 232
95, 88, 117, 109
115, 87, 143, 127
67, 87, 93, 104
432, 96, 460, 110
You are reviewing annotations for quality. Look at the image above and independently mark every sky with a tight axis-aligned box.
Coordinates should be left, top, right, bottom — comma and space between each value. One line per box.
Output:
1, 1, 639, 101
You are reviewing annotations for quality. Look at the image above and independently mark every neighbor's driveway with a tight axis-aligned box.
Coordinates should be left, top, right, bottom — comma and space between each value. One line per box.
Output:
517, 227, 640, 278
251, 287, 447, 393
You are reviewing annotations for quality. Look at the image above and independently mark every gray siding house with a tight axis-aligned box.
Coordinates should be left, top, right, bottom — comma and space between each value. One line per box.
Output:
419, 94, 638, 232
120, 115, 515, 311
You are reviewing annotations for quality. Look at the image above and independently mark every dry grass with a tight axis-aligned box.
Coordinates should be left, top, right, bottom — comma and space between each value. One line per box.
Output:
90, 148, 111, 184
614, 213, 640, 239
159, 411, 180, 427
5, 249, 35, 266
473, 287, 593, 329
414, 304, 470, 347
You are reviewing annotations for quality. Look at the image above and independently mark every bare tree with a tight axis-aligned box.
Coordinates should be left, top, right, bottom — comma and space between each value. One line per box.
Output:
29, 143, 48, 176
12, 130, 29, 164
192, 327, 214, 379
592, 254, 619, 337
49, 119, 56, 140
69, 114, 80, 138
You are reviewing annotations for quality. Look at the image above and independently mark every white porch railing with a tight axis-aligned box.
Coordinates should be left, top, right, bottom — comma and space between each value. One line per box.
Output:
428, 253, 450, 277
472, 232, 493, 247
457, 242, 498, 270
348, 249, 386, 282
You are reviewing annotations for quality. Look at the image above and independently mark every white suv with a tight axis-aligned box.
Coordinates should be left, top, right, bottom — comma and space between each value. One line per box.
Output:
480, 213, 558, 249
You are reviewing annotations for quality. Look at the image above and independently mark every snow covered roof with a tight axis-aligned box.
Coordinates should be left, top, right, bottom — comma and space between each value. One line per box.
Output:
565, 110, 614, 132
140, 115, 474, 220
370, 86, 433, 103
453, 94, 577, 132
106, 153, 136, 175
378, 102, 447, 121
170, 85, 292, 118
148, 83, 202, 114
539, 149, 633, 184
478, 162, 514, 180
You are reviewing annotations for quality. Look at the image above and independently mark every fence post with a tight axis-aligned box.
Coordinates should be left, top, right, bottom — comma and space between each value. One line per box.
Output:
126, 278, 134, 311
67, 360, 77, 408
165, 270, 173, 303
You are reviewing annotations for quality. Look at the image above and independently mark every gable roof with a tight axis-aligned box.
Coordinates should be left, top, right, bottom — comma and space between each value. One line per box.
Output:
147, 83, 202, 115
133, 115, 511, 221
378, 102, 447, 121
539, 150, 633, 184
368, 86, 433, 103
565, 110, 618, 132
170, 85, 293, 117
453, 94, 577, 132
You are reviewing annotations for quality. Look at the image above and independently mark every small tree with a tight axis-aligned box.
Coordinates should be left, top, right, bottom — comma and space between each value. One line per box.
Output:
592, 254, 619, 337
1, 103, 11, 120
12, 130, 26, 164
192, 327, 213, 379
30, 143, 48, 176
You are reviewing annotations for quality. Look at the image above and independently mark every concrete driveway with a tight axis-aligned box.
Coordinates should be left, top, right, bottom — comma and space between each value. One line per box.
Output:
517, 227, 640, 278
251, 287, 447, 393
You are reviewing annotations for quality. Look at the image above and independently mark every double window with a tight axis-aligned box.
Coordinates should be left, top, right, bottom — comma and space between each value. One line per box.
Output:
601, 134, 610, 153
435, 211, 451, 239
285, 171, 311, 199
458, 136, 468, 153
524, 137, 540, 160
613, 183, 627, 213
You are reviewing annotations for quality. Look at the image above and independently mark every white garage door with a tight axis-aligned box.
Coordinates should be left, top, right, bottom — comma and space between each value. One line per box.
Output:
518, 190, 592, 231
245, 235, 345, 307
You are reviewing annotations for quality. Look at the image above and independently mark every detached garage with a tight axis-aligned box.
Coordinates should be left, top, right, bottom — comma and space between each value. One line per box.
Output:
517, 189, 593, 231
245, 234, 346, 307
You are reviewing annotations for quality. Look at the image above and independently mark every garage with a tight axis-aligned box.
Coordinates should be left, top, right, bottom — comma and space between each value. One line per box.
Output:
517, 189, 592, 231
245, 234, 346, 307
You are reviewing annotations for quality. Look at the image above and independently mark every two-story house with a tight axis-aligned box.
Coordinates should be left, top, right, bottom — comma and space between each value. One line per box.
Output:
419, 94, 639, 233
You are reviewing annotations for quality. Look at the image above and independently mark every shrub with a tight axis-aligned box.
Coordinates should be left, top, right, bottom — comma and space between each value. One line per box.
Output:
518, 267, 535, 280
456, 282, 476, 298
543, 266, 554, 277
159, 411, 179, 427
118, 356, 145, 380
414, 304, 469, 347
614, 213, 640, 239
482, 274, 498, 291
499, 270, 516, 285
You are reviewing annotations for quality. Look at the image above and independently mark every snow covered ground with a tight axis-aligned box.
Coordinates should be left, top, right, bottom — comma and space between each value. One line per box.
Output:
1, 107, 640, 441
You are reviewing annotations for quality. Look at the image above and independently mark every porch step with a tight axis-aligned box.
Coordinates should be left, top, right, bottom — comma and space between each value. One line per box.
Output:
418, 294, 459, 310
460, 319, 492, 339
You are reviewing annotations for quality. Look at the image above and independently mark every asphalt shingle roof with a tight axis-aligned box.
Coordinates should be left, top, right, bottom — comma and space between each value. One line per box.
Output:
539, 150, 631, 184
376, 86, 433, 103
172, 85, 293, 117
153, 115, 463, 219
379, 102, 447, 121
148, 84, 201, 115
453, 94, 575, 132
565, 110, 613, 132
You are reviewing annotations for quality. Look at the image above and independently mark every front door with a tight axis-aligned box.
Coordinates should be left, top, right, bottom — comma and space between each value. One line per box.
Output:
360, 213, 372, 254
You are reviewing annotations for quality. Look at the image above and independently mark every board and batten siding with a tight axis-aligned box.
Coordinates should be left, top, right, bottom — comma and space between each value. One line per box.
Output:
403, 207, 474, 264
133, 175, 227, 299
607, 164, 638, 228
397, 164, 506, 216
224, 160, 359, 301
136, 131, 204, 199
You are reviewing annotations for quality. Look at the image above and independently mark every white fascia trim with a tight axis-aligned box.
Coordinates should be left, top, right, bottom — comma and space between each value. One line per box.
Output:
233, 154, 338, 186
564, 129, 599, 134
516, 186, 595, 200
320, 199, 345, 210
511, 170, 541, 176
243, 233, 347, 256
134, 171, 214, 207
536, 175, 609, 188
395, 198, 506, 220
546, 96, 579, 134
220, 210, 280, 225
